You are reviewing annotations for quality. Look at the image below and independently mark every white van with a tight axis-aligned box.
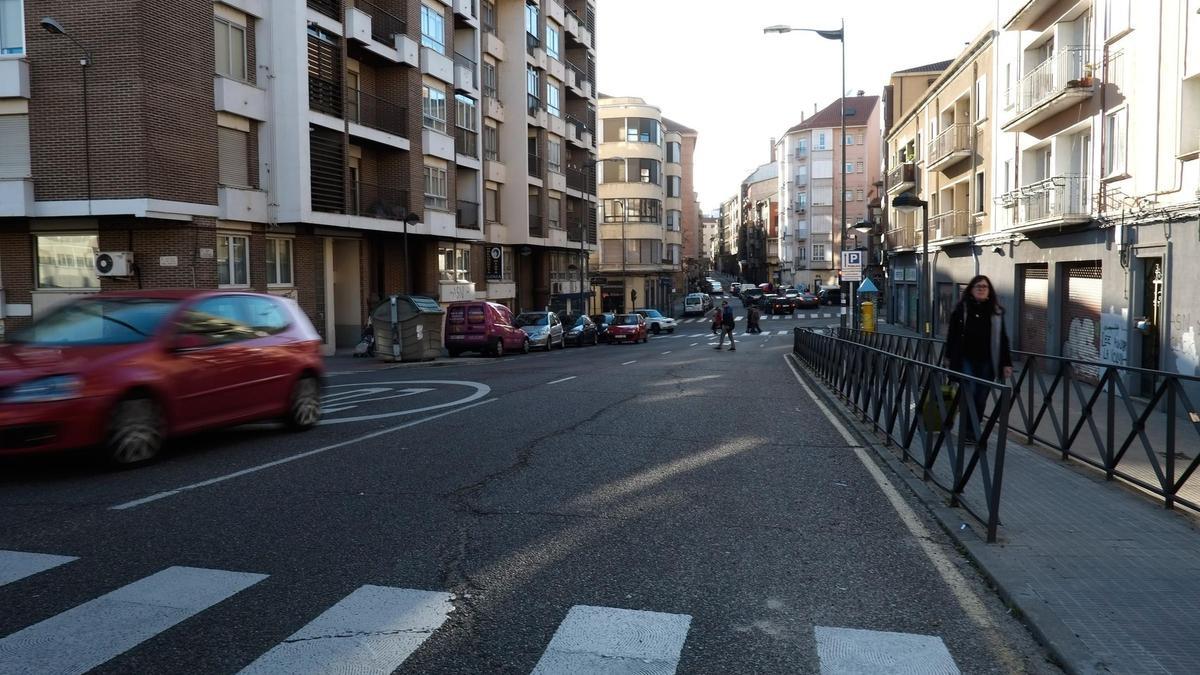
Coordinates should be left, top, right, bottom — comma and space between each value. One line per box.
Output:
684, 293, 707, 315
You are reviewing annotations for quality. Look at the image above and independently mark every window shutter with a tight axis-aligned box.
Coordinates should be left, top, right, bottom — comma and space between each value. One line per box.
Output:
218, 126, 250, 187
0, 114, 31, 179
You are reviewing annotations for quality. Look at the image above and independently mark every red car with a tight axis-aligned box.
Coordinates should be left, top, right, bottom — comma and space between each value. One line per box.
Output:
606, 313, 647, 344
0, 290, 325, 465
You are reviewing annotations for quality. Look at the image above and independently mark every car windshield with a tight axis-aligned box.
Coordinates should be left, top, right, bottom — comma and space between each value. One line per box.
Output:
572, 316, 590, 328
640, 310, 663, 318
515, 313, 548, 327
10, 298, 180, 346
617, 315, 640, 326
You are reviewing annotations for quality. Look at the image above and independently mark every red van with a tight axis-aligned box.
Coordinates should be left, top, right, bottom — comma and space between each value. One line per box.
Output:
444, 301, 531, 357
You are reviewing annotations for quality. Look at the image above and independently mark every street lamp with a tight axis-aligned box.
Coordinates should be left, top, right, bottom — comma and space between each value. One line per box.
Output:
41, 17, 93, 214
765, 20, 847, 326
891, 191, 930, 336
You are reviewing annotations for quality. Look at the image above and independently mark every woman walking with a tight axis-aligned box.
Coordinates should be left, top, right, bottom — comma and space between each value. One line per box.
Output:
944, 275, 1013, 442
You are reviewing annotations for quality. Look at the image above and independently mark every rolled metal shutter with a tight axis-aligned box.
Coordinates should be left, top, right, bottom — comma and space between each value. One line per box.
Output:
1019, 265, 1048, 353
1063, 262, 1103, 380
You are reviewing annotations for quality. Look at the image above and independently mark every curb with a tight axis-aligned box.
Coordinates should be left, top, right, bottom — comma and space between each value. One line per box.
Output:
785, 352, 1108, 675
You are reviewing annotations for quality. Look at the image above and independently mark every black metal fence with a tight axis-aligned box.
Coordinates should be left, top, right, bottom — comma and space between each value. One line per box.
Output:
834, 328, 1200, 512
793, 328, 1012, 542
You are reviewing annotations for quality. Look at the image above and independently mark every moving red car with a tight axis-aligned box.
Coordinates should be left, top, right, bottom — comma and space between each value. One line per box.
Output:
606, 313, 647, 343
0, 290, 325, 465
444, 301, 530, 357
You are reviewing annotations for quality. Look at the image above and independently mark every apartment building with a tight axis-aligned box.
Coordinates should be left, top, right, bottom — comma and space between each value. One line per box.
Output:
739, 161, 776, 284
701, 215, 718, 274
880, 0, 1200, 385
776, 95, 881, 290
595, 96, 693, 312
716, 194, 740, 276
883, 32, 995, 332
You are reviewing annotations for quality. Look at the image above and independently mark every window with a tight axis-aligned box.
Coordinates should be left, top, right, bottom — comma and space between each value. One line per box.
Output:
667, 175, 681, 197
843, 134, 854, 145
795, 193, 807, 209
974, 76, 988, 121
855, 189, 864, 201
217, 234, 250, 287
666, 141, 681, 163
484, 124, 499, 160
424, 165, 448, 209
666, 210, 682, 231
423, 85, 447, 132
0, 0, 22, 55
855, 160, 864, 173
816, 132, 827, 149
456, 94, 477, 132
545, 23, 560, 60
796, 246, 807, 261
546, 79, 561, 116
547, 139, 561, 173
1105, 0, 1131, 38
525, 2, 538, 37
624, 118, 660, 144
626, 199, 661, 223
482, 60, 497, 98
214, 17, 247, 81
484, 186, 499, 222
635, 158, 660, 184
35, 234, 99, 289
975, 172, 986, 213
217, 126, 250, 187
526, 64, 540, 101
811, 244, 826, 261
843, 190, 854, 202
844, 162, 854, 174
1103, 108, 1127, 176
421, 4, 446, 53
549, 197, 561, 229
602, 160, 626, 183
265, 238, 293, 286
439, 245, 471, 282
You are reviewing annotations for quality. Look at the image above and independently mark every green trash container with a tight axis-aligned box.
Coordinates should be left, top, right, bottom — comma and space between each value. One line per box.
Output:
372, 295, 446, 362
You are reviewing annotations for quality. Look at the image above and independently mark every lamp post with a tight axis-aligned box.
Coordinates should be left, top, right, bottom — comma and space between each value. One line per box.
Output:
891, 191, 930, 336
764, 20, 846, 326
401, 211, 420, 294
41, 17, 93, 214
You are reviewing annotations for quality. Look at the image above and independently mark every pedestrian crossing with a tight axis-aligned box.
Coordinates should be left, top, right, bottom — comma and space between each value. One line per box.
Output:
676, 311, 840, 323
0, 548, 962, 674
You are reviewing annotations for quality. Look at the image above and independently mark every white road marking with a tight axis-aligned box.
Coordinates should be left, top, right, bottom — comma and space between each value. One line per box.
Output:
0, 566, 267, 675
777, 330, 789, 336
530, 605, 692, 675
815, 626, 960, 674
784, 354, 1022, 671
690, 343, 699, 347
238, 586, 453, 675
771, 315, 780, 320
735, 315, 744, 321
0, 550, 77, 588
110, 398, 498, 511
621, 360, 637, 366
320, 387, 432, 413
547, 376, 577, 385
320, 380, 489, 424
662, 351, 671, 355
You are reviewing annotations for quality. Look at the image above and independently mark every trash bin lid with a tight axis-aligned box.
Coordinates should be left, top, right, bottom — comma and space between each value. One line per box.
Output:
405, 295, 444, 314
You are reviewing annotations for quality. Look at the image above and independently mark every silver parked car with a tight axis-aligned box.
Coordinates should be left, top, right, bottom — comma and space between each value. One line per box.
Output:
514, 311, 565, 350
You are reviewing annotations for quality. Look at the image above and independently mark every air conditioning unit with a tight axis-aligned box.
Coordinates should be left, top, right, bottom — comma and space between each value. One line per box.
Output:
95, 251, 135, 277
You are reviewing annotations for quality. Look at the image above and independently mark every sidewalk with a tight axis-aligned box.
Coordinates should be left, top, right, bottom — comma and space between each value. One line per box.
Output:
803, 322, 1200, 674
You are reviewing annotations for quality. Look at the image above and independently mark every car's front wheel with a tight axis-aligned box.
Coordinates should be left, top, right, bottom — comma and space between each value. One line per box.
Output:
493, 339, 505, 358
651, 324, 661, 335
105, 397, 164, 466
286, 376, 322, 430
522, 338, 531, 354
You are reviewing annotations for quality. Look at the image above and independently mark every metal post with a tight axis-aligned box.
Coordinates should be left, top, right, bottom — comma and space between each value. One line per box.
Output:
839, 19, 847, 329
921, 201, 929, 335
621, 209, 627, 312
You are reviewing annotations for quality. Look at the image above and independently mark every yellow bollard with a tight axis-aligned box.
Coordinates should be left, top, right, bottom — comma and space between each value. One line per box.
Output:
861, 301, 876, 333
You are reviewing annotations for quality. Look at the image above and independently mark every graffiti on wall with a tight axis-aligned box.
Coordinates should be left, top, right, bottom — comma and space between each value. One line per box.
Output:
1063, 317, 1102, 381
1169, 312, 1199, 377
1100, 311, 1127, 366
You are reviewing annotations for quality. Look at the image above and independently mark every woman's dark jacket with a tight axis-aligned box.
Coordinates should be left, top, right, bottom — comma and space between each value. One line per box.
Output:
944, 298, 1013, 379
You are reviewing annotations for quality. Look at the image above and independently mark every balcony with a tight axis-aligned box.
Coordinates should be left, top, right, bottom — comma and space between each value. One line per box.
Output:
454, 126, 478, 159
356, 0, 407, 45
346, 88, 407, 138
453, 52, 478, 94
0, 59, 30, 98
529, 212, 545, 238
528, 153, 542, 177
887, 162, 915, 194
1002, 175, 1092, 231
457, 200, 480, 229
349, 182, 410, 221
794, 147, 808, 161
1003, 47, 1095, 133
309, 76, 341, 117
884, 225, 919, 252
565, 60, 591, 97
527, 94, 541, 117
929, 210, 973, 242
526, 32, 540, 56
565, 166, 593, 194
308, 0, 338, 19
927, 124, 972, 172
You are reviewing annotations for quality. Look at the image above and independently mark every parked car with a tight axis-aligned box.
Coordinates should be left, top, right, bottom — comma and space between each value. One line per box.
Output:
634, 308, 676, 334
589, 313, 616, 342
562, 314, 600, 347
606, 313, 648, 343
0, 291, 324, 466
767, 295, 795, 315
514, 311, 564, 350
794, 291, 820, 309
741, 288, 766, 307
818, 288, 842, 306
446, 301, 530, 357
683, 293, 707, 316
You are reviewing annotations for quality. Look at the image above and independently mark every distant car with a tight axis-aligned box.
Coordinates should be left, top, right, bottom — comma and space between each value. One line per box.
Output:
634, 308, 676, 334
0, 291, 324, 466
562, 314, 599, 347
446, 301, 530, 357
730, 282, 742, 296
817, 288, 842, 306
589, 312, 616, 342
606, 313, 647, 343
794, 291, 820, 309
741, 288, 766, 307
767, 295, 795, 315
515, 311, 564, 350
683, 294, 707, 316
708, 281, 724, 296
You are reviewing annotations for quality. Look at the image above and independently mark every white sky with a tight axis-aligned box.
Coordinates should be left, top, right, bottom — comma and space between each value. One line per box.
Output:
596, 0, 1000, 213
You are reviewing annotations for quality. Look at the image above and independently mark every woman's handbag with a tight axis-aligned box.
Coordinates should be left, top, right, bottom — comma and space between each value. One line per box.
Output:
922, 384, 958, 432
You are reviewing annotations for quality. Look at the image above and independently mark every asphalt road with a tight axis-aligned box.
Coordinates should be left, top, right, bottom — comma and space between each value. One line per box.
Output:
0, 312, 1060, 674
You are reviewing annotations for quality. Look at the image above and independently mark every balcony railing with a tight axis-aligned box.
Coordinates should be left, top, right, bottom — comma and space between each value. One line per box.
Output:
930, 209, 972, 239
526, 32, 540, 55
528, 153, 542, 177
455, 126, 478, 158
349, 182, 410, 221
357, 0, 407, 44
309, 76, 341, 117
566, 216, 584, 242
1007, 175, 1091, 227
1006, 47, 1093, 120
346, 88, 407, 137
887, 162, 915, 194
457, 200, 480, 229
529, 212, 544, 237
308, 0, 339, 19
884, 224, 919, 250
927, 123, 972, 169
481, 0, 497, 34
794, 147, 808, 160
527, 94, 541, 117
566, 60, 589, 91
454, 52, 478, 89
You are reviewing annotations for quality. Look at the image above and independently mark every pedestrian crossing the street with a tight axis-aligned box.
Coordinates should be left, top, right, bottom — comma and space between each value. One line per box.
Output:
0, 548, 961, 674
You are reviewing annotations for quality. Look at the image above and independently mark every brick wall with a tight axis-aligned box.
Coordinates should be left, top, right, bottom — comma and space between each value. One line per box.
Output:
96, 219, 219, 292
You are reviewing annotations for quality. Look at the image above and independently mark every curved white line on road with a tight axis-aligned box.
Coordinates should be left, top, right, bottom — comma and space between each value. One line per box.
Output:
319, 380, 491, 425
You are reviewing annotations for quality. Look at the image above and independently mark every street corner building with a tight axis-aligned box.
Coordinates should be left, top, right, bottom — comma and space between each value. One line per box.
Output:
879, 0, 1200, 388
0, 0, 600, 352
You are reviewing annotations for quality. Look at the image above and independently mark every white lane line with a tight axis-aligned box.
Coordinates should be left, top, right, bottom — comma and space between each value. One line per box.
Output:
547, 376, 577, 385
815, 626, 960, 674
777, 330, 789, 336
621, 360, 637, 366
0, 566, 267, 675
735, 315, 744, 321
771, 315, 780, 320
530, 605, 692, 675
110, 398, 499, 511
0, 550, 77, 588
238, 586, 452, 675
784, 354, 1021, 670
690, 343, 698, 347
662, 351, 672, 355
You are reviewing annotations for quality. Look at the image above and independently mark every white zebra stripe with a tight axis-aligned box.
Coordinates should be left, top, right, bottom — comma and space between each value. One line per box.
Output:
530, 605, 692, 674
815, 626, 960, 674
0, 566, 267, 675
239, 585, 453, 675
0, 550, 77, 588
